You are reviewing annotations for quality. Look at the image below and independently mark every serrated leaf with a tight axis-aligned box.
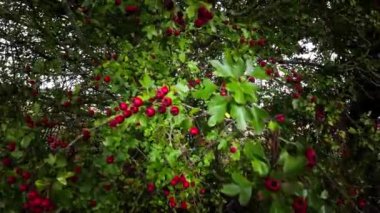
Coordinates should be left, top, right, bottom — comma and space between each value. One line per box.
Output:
210, 60, 234, 78
221, 184, 240, 196
207, 96, 228, 127
139, 73, 154, 88
192, 78, 217, 100
230, 104, 250, 131
226, 81, 246, 104
217, 139, 228, 150
35, 179, 50, 190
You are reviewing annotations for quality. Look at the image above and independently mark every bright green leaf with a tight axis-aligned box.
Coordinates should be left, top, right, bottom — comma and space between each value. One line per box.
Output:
221, 184, 240, 196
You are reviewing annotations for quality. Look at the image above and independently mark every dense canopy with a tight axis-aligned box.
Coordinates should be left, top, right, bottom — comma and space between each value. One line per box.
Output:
0, 0, 379, 212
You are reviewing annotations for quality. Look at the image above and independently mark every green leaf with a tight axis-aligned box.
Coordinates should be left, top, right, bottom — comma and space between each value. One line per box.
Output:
249, 105, 268, 133
252, 67, 269, 80
251, 159, 269, 177
139, 72, 154, 88
217, 139, 228, 150
226, 81, 246, 104
57, 172, 74, 186
221, 184, 240, 196
21, 133, 34, 148
232, 172, 251, 187
45, 154, 56, 165
268, 120, 279, 132
239, 186, 252, 206
192, 78, 217, 100
283, 155, 306, 175
244, 141, 266, 161
207, 96, 228, 127
270, 200, 286, 213
210, 60, 234, 78
35, 179, 50, 190
11, 150, 23, 159
240, 81, 258, 102
230, 104, 250, 131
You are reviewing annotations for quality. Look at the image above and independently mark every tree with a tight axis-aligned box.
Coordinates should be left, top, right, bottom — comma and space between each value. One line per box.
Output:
0, 0, 379, 212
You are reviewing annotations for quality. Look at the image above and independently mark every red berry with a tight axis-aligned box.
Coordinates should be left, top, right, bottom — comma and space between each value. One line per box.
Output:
166, 28, 174, 36
105, 108, 112, 116
114, 106, 120, 112
174, 30, 181, 36
161, 86, 169, 95
230, 146, 237, 153
158, 105, 167, 114
104, 75, 111, 83
259, 60, 267, 67
170, 106, 179, 116
156, 89, 165, 99
2, 157, 12, 167
248, 76, 255, 83
27, 190, 38, 200
194, 18, 206, 28
123, 109, 132, 118
132, 97, 144, 107
305, 147, 317, 168
164, 0, 174, 10
6, 142, 16, 152
249, 39, 256, 47
106, 155, 114, 164
200, 188, 206, 194
125, 5, 139, 13
163, 188, 170, 196
257, 38, 266, 47
19, 184, 28, 192
88, 200, 97, 208
292, 92, 301, 99
130, 106, 139, 113
180, 201, 188, 209
162, 97, 172, 107
275, 114, 285, 123
74, 166, 82, 174
264, 177, 281, 192
88, 108, 95, 117
115, 0, 121, 6
189, 127, 199, 136
22, 171, 31, 181
145, 107, 156, 117
94, 74, 101, 81
171, 176, 179, 186
109, 119, 118, 128
265, 67, 273, 76
147, 182, 155, 193
115, 115, 125, 124
119, 102, 128, 111
7, 175, 16, 184
82, 128, 91, 140
62, 101, 71, 108
292, 196, 308, 213
357, 198, 367, 209
183, 181, 190, 189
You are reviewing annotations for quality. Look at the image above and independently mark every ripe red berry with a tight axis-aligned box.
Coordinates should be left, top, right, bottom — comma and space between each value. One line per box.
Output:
115, 0, 121, 6
248, 76, 255, 83
82, 128, 91, 140
166, 28, 174, 36
158, 105, 167, 114
104, 75, 111, 83
27, 190, 38, 200
189, 127, 199, 136
161, 86, 169, 94
275, 114, 285, 123
292, 92, 301, 99
230, 146, 237, 153
183, 181, 190, 189
170, 106, 179, 116
19, 184, 28, 192
62, 101, 71, 108
357, 198, 367, 209
200, 188, 206, 194
6, 142, 16, 152
171, 176, 179, 186
145, 107, 156, 117
106, 155, 114, 164
2, 157, 12, 167
194, 18, 206, 28
115, 115, 125, 124
105, 108, 112, 116
257, 38, 266, 47
249, 39, 256, 47
163, 188, 170, 196
123, 109, 132, 118
174, 30, 181, 36
132, 97, 144, 107
114, 106, 120, 112
156, 89, 165, 99
162, 97, 172, 107
292, 196, 308, 213
22, 171, 31, 181
259, 60, 267, 67
305, 147, 317, 168
7, 175, 16, 184
88, 108, 95, 117
88, 200, 97, 208
264, 177, 281, 192
147, 182, 155, 193
180, 201, 188, 209
125, 5, 139, 13
265, 67, 273, 76
169, 197, 176, 208
119, 102, 128, 111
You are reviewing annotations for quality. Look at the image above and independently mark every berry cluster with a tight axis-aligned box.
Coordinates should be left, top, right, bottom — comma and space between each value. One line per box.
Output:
305, 147, 317, 168
108, 86, 179, 128
46, 135, 68, 150
194, 6, 213, 28
23, 190, 55, 213
285, 70, 303, 99
240, 36, 267, 48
